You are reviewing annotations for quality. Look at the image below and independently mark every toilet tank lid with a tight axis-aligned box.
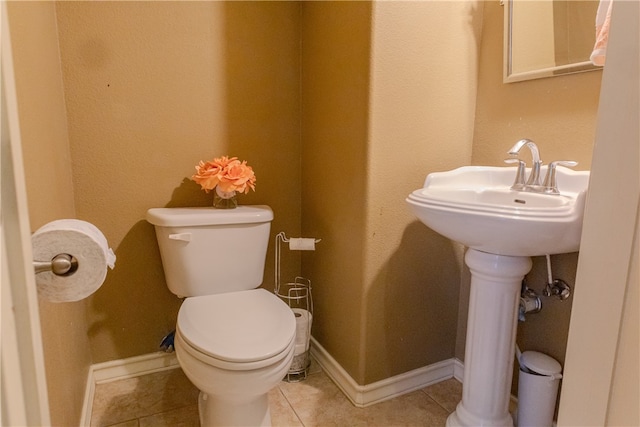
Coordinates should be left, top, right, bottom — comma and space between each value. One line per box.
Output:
146, 206, 273, 227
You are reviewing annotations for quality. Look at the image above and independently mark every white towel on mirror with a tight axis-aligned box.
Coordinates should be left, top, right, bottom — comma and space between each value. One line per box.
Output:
590, 0, 613, 66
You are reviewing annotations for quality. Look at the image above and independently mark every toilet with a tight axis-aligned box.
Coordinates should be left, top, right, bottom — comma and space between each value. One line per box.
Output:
146, 205, 296, 427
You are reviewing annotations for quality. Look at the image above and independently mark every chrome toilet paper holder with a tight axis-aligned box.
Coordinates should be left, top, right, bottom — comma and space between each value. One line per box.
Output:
33, 253, 78, 276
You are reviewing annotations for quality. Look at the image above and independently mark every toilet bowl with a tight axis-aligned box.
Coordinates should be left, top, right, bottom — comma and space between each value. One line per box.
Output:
175, 289, 296, 426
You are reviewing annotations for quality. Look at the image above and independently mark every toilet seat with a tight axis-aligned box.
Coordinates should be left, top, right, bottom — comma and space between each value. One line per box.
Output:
177, 289, 296, 370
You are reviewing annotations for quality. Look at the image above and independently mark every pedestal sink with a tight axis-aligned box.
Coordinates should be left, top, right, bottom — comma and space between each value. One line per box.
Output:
406, 166, 589, 427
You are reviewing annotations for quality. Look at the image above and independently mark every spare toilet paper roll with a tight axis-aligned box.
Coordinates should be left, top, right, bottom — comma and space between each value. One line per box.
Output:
31, 219, 116, 303
289, 238, 316, 251
292, 308, 312, 355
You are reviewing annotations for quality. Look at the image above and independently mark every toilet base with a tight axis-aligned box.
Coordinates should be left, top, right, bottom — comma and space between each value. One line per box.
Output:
198, 391, 270, 427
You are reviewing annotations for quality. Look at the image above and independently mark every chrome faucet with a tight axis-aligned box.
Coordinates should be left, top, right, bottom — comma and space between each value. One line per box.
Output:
507, 139, 543, 188
505, 139, 578, 194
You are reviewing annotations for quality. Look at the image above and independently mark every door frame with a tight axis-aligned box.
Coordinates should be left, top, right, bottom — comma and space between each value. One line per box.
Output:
1, 2, 51, 424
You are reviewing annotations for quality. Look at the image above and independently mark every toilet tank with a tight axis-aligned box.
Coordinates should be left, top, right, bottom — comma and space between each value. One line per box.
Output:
146, 206, 273, 297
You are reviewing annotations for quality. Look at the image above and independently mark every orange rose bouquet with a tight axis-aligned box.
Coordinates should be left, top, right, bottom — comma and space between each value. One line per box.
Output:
192, 156, 256, 208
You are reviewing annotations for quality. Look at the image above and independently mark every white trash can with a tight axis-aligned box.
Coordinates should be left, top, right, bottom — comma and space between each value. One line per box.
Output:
517, 351, 562, 427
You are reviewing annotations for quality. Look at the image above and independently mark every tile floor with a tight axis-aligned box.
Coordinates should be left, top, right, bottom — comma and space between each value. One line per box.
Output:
90, 358, 462, 427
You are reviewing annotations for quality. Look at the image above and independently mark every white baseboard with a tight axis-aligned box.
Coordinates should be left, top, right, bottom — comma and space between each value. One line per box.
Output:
91, 351, 179, 384
80, 352, 179, 426
453, 358, 464, 382
310, 336, 461, 408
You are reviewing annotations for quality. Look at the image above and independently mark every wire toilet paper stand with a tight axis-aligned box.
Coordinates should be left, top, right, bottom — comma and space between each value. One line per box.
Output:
274, 232, 319, 382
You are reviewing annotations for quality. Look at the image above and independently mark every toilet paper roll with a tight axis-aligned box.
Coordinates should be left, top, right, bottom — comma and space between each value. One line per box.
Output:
31, 219, 116, 302
289, 238, 316, 251
292, 308, 312, 355
294, 343, 307, 357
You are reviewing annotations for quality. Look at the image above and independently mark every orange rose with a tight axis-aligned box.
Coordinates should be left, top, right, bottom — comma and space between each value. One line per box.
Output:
218, 160, 256, 194
192, 160, 222, 192
191, 156, 256, 194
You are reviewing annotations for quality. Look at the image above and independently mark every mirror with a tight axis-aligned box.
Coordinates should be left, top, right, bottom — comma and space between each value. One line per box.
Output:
504, 0, 602, 83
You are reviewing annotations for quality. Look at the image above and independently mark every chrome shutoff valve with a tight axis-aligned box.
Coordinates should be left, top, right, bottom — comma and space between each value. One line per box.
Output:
544, 279, 571, 300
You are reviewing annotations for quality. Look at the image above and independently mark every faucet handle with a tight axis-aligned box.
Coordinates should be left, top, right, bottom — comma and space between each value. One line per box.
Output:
550, 160, 578, 168
504, 158, 527, 190
542, 160, 578, 194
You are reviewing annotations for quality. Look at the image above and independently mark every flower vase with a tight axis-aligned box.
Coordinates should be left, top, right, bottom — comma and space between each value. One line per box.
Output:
213, 187, 238, 209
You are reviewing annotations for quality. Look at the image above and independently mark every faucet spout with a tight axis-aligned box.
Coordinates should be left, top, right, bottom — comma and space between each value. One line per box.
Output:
508, 138, 540, 162
507, 139, 543, 187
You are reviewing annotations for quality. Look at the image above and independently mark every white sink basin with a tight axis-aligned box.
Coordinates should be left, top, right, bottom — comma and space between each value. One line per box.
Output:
406, 166, 590, 256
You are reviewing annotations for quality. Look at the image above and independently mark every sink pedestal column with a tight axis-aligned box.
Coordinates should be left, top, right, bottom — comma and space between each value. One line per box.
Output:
447, 249, 532, 427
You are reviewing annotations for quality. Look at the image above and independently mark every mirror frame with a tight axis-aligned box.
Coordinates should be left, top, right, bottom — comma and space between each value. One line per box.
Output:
503, 0, 602, 83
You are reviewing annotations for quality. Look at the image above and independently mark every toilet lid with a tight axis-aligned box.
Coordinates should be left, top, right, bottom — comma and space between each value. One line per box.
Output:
177, 289, 296, 364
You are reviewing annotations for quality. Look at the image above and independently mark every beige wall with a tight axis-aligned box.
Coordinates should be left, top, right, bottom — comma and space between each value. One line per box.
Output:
7, 2, 91, 426
363, 1, 481, 383
467, 0, 602, 385
55, 1, 302, 363
300, 1, 371, 382
301, 1, 482, 385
